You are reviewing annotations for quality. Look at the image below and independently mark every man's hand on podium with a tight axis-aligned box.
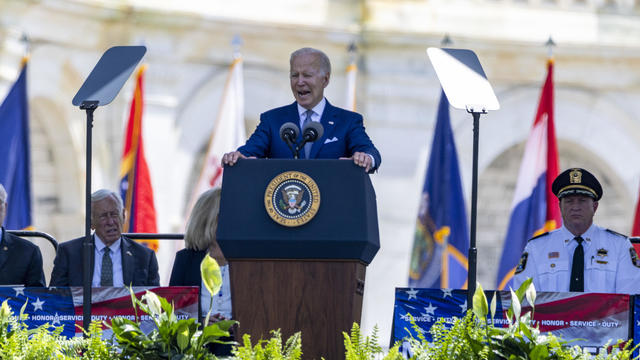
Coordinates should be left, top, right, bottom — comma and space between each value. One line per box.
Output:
222, 151, 255, 166
340, 151, 373, 172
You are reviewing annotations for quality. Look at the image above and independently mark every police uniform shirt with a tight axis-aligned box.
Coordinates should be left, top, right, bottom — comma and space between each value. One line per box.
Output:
513, 224, 640, 294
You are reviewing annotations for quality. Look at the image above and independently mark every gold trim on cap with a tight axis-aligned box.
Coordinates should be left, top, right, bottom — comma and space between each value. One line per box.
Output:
557, 184, 597, 197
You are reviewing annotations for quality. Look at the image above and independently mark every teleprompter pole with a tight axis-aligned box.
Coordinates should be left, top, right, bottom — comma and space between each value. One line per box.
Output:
467, 110, 482, 308
81, 100, 98, 335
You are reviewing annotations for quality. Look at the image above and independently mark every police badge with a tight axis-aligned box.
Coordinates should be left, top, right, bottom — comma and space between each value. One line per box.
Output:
515, 252, 528, 274
264, 171, 320, 227
629, 247, 640, 268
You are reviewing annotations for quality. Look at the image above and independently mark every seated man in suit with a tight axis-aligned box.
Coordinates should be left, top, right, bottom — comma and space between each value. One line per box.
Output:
50, 189, 159, 287
0, 184, 45, 287
222, 47, 381, 173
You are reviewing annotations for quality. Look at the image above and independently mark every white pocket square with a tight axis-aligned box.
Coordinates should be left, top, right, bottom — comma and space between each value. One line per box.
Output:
324, 137, 338, 144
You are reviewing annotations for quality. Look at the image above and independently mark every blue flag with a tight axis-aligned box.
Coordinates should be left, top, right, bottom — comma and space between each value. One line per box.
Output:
408, 91, 469, 289
0, 63, 32, 229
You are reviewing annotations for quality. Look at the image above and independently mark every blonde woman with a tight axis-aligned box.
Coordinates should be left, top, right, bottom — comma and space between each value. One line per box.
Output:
170, 187, 231, 320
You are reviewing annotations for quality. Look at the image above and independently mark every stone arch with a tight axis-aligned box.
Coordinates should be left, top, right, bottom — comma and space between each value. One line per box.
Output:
29, 96, 83, 283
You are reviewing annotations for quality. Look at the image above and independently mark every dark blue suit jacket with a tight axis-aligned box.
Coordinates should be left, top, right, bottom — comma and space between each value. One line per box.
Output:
168, 248, 206, 287
49, 235, 160, 287
238, 101, 381, 172
0, 228, 45, 287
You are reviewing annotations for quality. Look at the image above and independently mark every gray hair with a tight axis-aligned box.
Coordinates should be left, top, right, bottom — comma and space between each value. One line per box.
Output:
91, 189, 124, 219
184, 187, 222, 251
290, 47, 331, 76
0, 184, 6, 204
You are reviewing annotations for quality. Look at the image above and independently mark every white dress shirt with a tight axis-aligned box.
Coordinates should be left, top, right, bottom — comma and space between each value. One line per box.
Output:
513, 224, 640, 294
200, 264, 232, 319
92, 234, 124, 287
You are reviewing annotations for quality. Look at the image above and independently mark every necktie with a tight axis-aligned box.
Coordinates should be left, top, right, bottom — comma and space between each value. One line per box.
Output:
101, 247, 113, 286
569, 236, 584, 292
303, 110, 313, 159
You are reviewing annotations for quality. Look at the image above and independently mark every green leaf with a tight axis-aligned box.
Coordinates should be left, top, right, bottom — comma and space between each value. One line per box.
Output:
514, 278, 533, 303
200, 254, 222, 296
0, 300, 12, 319
472, 282, 488, 320
529, 344, 549, 360
176, 323, 189, 352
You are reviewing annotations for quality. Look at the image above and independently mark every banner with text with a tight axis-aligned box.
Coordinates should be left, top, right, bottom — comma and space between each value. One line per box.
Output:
0, 286, 198, 338
393, 288, 629, 351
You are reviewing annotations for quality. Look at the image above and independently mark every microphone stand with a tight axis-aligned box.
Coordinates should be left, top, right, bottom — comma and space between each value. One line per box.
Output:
284, 136, 299, 159
294, 140, 309, 159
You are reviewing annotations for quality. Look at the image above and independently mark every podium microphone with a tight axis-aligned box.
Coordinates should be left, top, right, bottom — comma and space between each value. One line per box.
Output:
279, 122, 300, 158
296, 122, 324, 158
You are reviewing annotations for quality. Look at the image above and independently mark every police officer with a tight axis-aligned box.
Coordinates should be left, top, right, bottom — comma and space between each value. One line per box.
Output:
513, 168, 640, 293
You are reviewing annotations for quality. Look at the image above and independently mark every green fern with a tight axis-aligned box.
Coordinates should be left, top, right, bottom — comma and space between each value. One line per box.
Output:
343, 322, 403, 360
231, 329, 302, 360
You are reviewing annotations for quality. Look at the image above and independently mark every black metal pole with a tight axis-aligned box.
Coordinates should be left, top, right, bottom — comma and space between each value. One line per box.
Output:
467, 111, 481, 308
80, 100, 98, 335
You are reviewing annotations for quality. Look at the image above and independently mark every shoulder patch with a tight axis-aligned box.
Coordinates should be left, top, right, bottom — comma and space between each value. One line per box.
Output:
606, 229, 628, 239
515, 252, 529, 274
629, 247, 640, 268
528, 232, 549, 242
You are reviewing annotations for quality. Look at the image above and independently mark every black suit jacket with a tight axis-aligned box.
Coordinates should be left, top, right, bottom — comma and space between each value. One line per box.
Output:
169, 248, 233, 356
49, 235, 160, 287
0, 228, 45, 287
169, 248, 206, 286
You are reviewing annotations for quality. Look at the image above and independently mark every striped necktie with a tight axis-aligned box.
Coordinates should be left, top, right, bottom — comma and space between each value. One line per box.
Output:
303, 109, 313, 159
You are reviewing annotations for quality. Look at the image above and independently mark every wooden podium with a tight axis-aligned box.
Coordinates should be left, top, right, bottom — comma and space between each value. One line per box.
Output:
217, 159, 379, 359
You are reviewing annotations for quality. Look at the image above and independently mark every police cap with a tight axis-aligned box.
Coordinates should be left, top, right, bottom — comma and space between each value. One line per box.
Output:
552, 168, 602, 201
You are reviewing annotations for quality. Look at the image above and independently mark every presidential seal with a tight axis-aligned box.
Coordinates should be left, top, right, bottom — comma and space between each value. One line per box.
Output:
264, 171, 320, 227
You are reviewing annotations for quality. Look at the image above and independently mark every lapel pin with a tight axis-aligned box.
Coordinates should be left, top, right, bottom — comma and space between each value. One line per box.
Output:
328, 121, 334, 125
3, 246, 7, 251
126, 251, 133, 256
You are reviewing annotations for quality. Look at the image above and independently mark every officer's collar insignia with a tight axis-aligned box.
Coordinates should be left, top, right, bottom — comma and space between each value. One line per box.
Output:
548, 251, 559, 259
585, 237, 591, 242
597, 248, 608, 257
629, 248, 640, 268
515, 252, 528, 274
570, 169, 582, 184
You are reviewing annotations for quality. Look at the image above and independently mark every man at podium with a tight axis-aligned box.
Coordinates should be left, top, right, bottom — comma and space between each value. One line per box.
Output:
222, 47, 381, 173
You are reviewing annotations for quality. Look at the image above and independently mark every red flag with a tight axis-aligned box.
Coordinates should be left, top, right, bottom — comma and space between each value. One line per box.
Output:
119, 65, 158, 251
540, 59, 561, 231
632, 183, 640, 236
496, 59, 560, 290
